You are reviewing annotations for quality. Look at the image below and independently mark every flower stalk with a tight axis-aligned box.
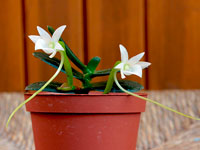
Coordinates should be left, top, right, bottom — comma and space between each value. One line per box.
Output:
114, 71, 200, 121
6, 52, 65, 128
103, 61, 120, 94
58, 41, 75, 90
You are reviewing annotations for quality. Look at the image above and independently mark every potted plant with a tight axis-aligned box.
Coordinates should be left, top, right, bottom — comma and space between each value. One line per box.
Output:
6, 25, 199, 150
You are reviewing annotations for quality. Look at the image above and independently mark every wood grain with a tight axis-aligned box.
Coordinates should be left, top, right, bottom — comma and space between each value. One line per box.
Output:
147, 0, 200, 89
24, 0, 84, 86
86, 0, 146, 87
2, 0, 200, 91
0, 0, 25, 91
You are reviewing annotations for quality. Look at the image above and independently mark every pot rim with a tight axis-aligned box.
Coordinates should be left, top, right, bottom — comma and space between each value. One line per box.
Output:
25, 91, 147, 113
25, 91, 147, 96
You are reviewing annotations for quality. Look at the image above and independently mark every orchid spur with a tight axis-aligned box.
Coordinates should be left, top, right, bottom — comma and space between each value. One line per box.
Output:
6, 25, 75, 128
112, 44, 200, 121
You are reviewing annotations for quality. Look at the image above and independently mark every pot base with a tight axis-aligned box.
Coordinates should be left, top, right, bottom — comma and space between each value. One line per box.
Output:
31, 112, 141, 150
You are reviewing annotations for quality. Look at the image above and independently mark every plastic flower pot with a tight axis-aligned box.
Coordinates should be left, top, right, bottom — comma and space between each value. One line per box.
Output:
25, 92, 147, 150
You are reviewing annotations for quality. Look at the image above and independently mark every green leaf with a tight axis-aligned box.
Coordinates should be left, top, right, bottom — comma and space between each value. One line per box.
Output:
25, 82, 90, 94
25, 80, 143, 94
25, 82, 62, 92
87, 57, 101, 73
91, 69, 112, 78
47, 26, 89, 74
33, 52, 83, 81
91, 80, 144, 93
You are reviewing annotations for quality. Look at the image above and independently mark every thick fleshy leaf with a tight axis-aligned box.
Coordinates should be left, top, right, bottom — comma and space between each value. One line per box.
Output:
33, 52, 83, 81
87, 57, 101, 73
25, 80, 143, 94
52, 25, 66, 42
25, 82, 89, 94
91, 80, 144, 92
119, 44, 128, 63
91, 69, 112, 78
25, 82, 62, 92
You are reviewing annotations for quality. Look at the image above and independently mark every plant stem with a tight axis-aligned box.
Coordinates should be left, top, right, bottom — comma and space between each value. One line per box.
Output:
103, 61, 120, 94
6, 52, 65, 128
59, 42, 74, 88
114, 72, 200, 121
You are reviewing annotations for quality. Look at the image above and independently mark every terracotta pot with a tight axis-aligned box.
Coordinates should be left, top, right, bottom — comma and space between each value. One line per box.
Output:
25, 92, 147, 150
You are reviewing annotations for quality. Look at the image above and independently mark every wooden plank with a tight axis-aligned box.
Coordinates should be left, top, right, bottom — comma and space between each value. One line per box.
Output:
86, 0, 146, 87
147, 0, 200, 89
0, 1, 25, 91
24, 0, 84, 86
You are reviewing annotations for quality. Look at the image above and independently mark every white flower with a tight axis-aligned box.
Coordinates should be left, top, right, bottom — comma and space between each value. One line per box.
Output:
115, 44, 151, 79
29, 25, 66, 58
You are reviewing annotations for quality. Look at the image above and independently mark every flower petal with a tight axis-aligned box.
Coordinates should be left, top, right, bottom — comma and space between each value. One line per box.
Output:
119, 44, 128, 63
128, 52, 145, 65
123, 64, 142, 78
37, 26, 51, 41
49, 50, 57, 58
120, 69, 126, 79
115, 63, 124, 69
35, 39, 49, 50
42, 48, 55, 54
137, 61, 151, 69
55, 42, 64, 51
28, 35, 40, 43
52, 25, 66, 42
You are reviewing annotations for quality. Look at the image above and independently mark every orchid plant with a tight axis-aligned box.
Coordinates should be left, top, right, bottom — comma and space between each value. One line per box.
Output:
6, 25, 199, 128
